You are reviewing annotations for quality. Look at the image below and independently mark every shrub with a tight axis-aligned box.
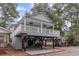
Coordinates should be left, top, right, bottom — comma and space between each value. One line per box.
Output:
67, 34, 75, 46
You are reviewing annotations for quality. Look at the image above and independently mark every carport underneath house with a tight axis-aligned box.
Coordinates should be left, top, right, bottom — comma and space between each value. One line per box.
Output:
15, 33, 61, 50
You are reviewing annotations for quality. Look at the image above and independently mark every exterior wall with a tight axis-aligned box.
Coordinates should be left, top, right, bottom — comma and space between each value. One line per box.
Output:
11, 37, 22, 49
0, 34, 10, 47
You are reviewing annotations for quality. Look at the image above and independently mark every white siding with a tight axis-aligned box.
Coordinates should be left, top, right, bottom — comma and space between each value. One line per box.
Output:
12, 37, 22, 49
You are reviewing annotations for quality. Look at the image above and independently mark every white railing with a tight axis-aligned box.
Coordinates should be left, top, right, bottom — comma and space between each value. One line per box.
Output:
26, 25, 39, 33
52, 30, 60, 37
11, 24, 60, 37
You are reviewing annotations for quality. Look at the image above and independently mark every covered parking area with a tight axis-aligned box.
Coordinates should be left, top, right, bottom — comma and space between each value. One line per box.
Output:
19, 34, 61, 51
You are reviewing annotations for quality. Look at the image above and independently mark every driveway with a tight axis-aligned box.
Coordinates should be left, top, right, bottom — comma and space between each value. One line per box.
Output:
52, 46, 79, 56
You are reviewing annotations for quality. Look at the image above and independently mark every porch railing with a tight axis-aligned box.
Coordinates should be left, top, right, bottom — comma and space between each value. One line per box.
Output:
11, 24, 60, 37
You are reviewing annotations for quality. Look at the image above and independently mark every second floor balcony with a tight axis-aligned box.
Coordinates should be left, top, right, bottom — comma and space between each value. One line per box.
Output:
11, 24, 60, 38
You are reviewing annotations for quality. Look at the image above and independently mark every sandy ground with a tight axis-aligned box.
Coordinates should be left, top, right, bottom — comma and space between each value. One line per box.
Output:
0, 47, 28, 56
52, 46, 79, 56
0, 46, 79, 56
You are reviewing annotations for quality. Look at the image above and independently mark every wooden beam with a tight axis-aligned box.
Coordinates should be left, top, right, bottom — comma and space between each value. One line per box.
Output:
45, 40, 47, 47
40, 37, 43, 50
41, 40, 43, 50
22, 39, 24, 50
52, 39, 55, 49
22, 36, 27, 51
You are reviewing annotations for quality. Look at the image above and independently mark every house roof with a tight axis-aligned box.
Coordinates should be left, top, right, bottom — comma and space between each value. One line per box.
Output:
0, 26, 11, 34
16, 12, 53, 25
27, 12, 53, 23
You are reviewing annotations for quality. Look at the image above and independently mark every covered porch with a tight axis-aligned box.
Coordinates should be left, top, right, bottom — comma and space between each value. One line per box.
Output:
13, 17, 60, 38
20, 34, 61, 51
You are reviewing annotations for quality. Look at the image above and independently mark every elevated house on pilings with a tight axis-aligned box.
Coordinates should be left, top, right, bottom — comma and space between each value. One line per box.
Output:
10, 12, 61, 50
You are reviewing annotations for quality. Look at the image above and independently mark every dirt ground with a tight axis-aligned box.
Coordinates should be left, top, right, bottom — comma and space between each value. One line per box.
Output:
0, 46, 77, 56
0, 47, 28, 56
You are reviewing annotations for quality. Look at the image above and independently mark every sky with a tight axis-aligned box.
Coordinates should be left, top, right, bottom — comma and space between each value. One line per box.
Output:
17, 3, 33, 17
17, 3, 53, 17
15, 3, 54, 22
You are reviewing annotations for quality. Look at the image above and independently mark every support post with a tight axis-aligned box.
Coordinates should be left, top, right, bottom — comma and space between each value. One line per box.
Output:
26, 39, 28, 48
22, 39, 25, 51
53, 24, 54, 33
40, 37, 43, 50
41, 42, 42, 50
21, 35, 27, 51
52, 38, 55, 49
45, 40, 47, 47
41, 22, 43, 33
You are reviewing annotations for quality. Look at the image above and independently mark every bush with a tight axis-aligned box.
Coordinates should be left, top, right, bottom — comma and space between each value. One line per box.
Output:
67, 34, 75, 46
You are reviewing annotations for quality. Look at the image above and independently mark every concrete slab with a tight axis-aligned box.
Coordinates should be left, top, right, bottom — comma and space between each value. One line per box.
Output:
25, 47, 66, 56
